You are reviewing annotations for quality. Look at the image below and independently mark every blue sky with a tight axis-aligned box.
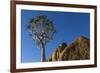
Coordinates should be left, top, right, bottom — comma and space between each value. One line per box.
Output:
21, 9, 90, 63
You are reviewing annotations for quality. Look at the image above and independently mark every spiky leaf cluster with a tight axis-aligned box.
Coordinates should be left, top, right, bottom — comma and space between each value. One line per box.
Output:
28, 15, 56, 48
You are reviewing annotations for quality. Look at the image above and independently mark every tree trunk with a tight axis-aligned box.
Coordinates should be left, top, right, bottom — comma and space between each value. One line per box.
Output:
41, 43, 46, 62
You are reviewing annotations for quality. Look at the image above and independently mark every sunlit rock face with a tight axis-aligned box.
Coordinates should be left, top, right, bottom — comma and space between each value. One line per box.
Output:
48, 36, 90, 61
48, 42, 67, 61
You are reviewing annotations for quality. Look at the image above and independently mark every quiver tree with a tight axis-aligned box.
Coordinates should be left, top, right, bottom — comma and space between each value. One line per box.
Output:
28, 15, 56, 62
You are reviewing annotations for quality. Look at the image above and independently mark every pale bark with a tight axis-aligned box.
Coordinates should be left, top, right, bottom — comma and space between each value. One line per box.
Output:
41, 42, 46, 62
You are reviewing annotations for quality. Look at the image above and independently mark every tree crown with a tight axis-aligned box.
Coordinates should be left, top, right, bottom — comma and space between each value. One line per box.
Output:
28, 15, 56, 47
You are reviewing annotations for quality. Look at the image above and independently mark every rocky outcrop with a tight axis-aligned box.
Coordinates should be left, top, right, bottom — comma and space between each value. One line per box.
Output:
48, 36, 90, 61
48, 43, 67, 61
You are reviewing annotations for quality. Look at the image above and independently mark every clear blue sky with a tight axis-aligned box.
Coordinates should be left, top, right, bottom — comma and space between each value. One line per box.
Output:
21, 9, 90, 63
